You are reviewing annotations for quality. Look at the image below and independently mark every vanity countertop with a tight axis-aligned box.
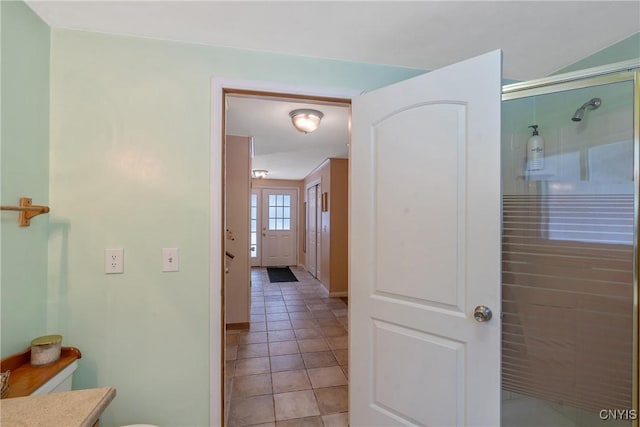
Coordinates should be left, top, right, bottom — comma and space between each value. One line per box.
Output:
0, 386, 116, 427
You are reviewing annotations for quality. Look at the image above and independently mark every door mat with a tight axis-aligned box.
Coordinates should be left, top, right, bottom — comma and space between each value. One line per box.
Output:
266, 267, 298, 283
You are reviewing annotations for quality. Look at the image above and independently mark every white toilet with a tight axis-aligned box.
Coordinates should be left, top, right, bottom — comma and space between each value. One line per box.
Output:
34, 362, 158, 427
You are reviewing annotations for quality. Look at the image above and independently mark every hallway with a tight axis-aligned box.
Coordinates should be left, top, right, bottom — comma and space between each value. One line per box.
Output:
225, 267, 349, 426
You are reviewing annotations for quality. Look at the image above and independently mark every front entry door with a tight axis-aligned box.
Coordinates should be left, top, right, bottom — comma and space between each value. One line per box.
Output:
350, 50, 502, 426
261, 188, 297, 266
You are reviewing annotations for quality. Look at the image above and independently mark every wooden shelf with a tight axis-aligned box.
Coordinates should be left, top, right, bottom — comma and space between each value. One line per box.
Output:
1, 346, 82, 398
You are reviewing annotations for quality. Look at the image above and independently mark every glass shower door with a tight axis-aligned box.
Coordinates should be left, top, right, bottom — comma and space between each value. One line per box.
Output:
501, 78, 636, 426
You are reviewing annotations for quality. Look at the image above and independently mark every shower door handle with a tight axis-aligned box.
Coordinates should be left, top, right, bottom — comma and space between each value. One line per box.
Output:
473, 305, 493, 322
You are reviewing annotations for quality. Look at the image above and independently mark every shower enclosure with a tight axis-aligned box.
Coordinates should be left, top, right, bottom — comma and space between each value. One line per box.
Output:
501, 63, 639, 426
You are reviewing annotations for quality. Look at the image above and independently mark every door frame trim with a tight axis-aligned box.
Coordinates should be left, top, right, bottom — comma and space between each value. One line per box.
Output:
210, 77, 357, 427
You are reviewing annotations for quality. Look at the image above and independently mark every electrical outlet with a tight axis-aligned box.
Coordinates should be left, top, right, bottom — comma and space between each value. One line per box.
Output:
162, 248, 179, 272
105, 248, 124, 274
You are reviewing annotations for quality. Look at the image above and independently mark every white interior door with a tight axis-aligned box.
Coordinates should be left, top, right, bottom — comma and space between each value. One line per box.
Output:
307, 184, 318, 277
315, 187, 321, 279
350, 50, 502, 426
261, 188, 297, 266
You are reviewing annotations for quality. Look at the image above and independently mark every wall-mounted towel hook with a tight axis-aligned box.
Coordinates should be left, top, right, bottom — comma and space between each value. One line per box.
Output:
0, 197, 50, 227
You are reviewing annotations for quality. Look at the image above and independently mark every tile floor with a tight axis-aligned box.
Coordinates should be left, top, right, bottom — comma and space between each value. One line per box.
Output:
225, 267, 349, 427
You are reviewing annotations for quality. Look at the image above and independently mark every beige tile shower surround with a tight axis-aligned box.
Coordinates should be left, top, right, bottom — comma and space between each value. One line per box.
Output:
225, 267, 349, 427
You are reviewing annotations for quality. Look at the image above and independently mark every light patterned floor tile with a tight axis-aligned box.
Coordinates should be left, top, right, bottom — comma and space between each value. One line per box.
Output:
226, 267, 349, 427
232, 373, 273, 398
269, 340, 300, 356
268, 330, 297, 342
307, 366, 348, 389
274, 390, 321, 421
237, 343, 270, 359
314, 386, 349, 415
322, 412, 349, 427
228, 395, 275, 426
302, 351, 338, 369
275, 416, 323, 426
271, 354, 305, 372
235, 357, 271, 377
325, 336, 348, 350
333, 349, 348, 366
297, 338, 329, 353
272, 369, 312, 393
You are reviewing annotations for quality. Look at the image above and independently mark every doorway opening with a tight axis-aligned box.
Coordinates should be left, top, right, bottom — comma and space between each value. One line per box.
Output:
217, 83, 353, 426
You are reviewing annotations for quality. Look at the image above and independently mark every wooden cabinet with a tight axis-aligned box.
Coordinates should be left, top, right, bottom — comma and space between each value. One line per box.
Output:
225, 135, 251, 327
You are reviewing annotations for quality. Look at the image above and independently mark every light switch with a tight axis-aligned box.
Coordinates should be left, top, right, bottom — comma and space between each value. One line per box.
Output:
162, 248, 179, 272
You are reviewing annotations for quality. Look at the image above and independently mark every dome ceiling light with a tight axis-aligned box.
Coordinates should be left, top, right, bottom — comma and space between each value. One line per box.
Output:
252, 169, 268, 179
289, 109, 324, 134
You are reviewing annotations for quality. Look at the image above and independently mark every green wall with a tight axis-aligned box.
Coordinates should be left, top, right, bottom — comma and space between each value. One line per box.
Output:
554, 33, 640, 74
1, 1, 50, 357
48, 28, 423, 427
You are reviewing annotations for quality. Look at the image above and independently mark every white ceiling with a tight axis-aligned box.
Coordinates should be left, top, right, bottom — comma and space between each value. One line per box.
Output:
226, 96, 350, 180
25, 1, 640, 81
25, 1, 640, 180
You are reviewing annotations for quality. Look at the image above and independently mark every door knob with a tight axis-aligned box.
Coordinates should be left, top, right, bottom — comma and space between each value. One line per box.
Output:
473, 305, 492, 322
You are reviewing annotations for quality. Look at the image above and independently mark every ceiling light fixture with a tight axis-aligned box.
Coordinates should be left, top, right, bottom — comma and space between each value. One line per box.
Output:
252, 169, 268, 179
289, 109, 324, 134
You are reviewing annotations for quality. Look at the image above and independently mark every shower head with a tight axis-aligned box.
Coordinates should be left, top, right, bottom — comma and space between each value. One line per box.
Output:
571, 98, 601, 122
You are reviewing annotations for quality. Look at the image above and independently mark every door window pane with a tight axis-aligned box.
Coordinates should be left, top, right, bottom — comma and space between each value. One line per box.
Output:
250, 194, 258, 259
268, 192, 292, 230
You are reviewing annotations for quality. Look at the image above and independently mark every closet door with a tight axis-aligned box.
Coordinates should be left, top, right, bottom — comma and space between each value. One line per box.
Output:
315, 185, 322, 279
307, 184, 318, 277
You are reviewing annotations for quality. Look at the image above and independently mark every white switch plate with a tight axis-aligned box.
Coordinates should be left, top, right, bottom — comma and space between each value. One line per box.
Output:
105, 248, 124, 274
162, 248, 179, 272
